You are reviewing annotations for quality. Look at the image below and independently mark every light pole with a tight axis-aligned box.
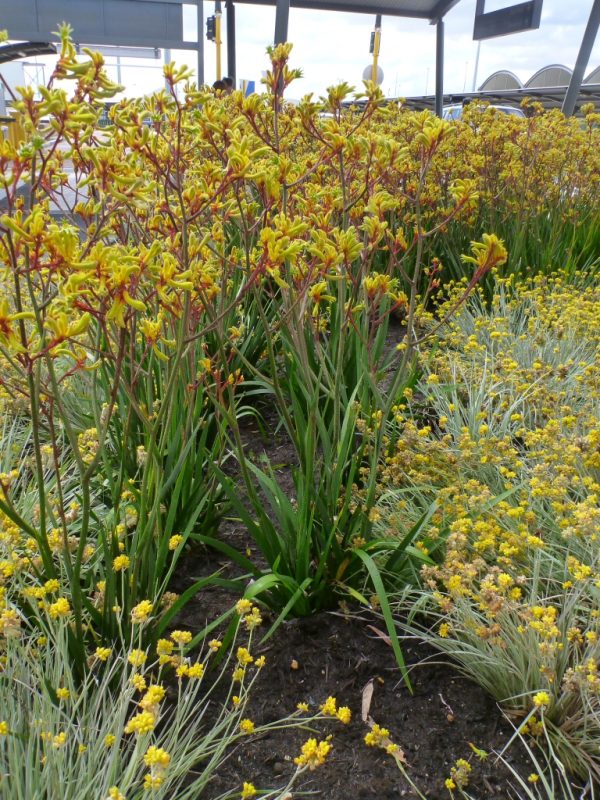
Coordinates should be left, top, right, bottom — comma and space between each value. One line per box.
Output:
371, 14, 382, 83
215, 0, 222, 81
472, 40, 481, 92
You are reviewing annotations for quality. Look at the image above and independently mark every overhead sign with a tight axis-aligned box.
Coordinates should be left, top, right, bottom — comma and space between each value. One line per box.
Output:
473, 0, 543, 40
0, 0, 199, 50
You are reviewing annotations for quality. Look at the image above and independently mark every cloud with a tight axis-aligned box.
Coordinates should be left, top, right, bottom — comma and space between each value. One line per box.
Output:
222, 0, 600, 96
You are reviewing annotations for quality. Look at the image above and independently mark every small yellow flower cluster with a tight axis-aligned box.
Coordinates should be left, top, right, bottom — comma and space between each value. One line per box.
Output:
532, 691, 551, 709
143, 745, 171, 790
369, 274, 600, 775
445, 758, 472, 792
176, 661, 204, 680
170, 630, 192, 646
235, 598, 263, 631
239, 718, 255, 735
113, 555, 130, 572
48, 598, 71, 619
319, 696, 351, 724
124, 710, 156, 736
139, 684, 165, 716
293, 737, 331, 770
364, 723, 402, 758
77, 428, 99, 465
95, 647, 112, 662
131, 600, 153, 624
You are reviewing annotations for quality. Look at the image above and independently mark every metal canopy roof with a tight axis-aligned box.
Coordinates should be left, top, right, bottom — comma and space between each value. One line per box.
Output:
397, 84, 600, 113
0, 42, 57, 65
234, 0, 461, 20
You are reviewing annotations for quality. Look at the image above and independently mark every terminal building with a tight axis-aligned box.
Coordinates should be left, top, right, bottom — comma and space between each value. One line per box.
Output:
400, 63, 600, 114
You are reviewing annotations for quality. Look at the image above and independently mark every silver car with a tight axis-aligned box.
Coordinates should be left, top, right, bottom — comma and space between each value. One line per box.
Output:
442, 103, 526, 120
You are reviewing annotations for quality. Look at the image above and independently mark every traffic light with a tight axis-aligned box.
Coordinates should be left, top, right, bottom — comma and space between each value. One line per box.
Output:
206, 16, 216, 41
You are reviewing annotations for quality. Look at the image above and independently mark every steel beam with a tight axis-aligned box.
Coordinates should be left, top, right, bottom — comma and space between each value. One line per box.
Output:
0, 42, 57, 63
196, 0, 204, 85
226, 0, 236, 84
0, 0, 195, 50
430, 0, 463, 20
231, 0, 436, 18
274, 0, 290, 43
562, 0, 600, 116
435, 17, 444, 117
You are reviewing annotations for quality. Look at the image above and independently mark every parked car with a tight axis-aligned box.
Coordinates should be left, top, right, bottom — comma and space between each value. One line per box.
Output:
442, 103, 526, 121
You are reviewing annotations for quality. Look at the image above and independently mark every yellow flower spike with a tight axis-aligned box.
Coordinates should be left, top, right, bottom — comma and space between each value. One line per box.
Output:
461, 233, 508, 278
0, 297, 34, 352
163, 62, 193, 86
130, 674, 147, 692
45, 311, 91, 346
122, 290, 146, 312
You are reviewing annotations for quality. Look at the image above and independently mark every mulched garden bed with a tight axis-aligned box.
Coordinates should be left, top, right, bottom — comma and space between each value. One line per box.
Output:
172, 538, 536, 800
203, 609, 532, 800
166, 355, 561, 799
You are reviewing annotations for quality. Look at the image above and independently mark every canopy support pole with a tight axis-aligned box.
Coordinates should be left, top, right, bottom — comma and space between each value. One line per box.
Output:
226, 0, 236, 84
435, 17, 444, 117
562, 0, 600, 116
274, 0, 290, 44
196, 0, 204, 85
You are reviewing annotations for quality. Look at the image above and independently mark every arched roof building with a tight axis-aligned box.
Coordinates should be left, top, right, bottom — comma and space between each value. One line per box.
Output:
585, 66, 600, 84
479, 70, 522, 91
479, 64, 600, 95
525, 64, 573, 88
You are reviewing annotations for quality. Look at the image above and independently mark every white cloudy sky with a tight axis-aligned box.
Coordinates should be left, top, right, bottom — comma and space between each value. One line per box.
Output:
222, 0, 600, 97
5, 0, 600, 100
